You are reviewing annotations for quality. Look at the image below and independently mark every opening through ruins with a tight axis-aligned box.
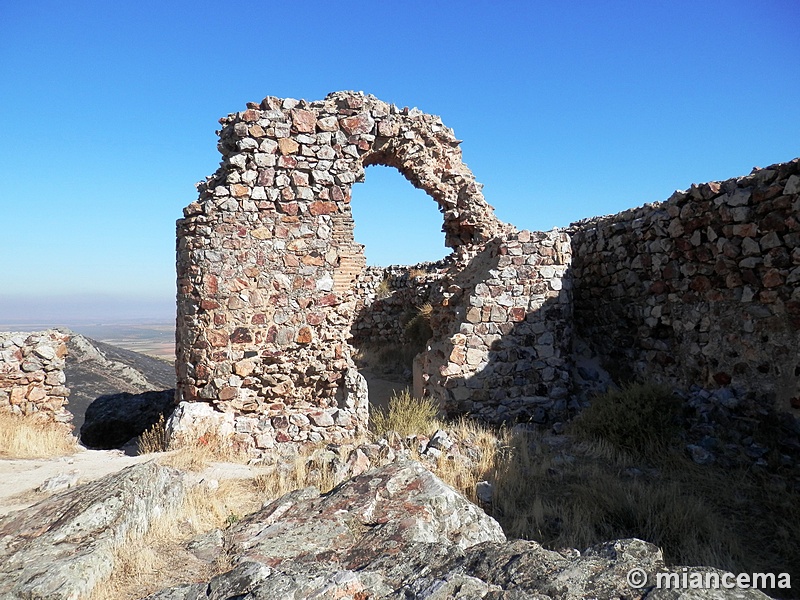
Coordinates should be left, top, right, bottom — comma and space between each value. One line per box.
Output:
349, 165, 448, 267
348, 165, 448, 410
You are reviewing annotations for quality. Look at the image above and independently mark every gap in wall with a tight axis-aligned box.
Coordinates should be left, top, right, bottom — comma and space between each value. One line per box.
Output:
349, 165, 448, 267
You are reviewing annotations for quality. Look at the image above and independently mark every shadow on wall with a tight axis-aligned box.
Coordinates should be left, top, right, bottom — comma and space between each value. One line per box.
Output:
418, 233, 575, 425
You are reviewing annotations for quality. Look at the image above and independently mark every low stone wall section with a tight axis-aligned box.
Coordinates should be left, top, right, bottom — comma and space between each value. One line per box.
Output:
0, 330, 71, 426
570, 159, 800, 412
423, 229, 573, 423
350, 261, 450, 347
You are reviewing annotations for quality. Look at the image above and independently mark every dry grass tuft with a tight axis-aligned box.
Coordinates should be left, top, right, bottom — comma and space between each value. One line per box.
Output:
370, 389, 441, 438
152, 425, 249, 471
0, 411, 78, 458
137, 414, 168, 454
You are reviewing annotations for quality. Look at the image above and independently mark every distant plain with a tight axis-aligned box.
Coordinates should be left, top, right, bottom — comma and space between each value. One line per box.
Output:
0, 320, 175, 361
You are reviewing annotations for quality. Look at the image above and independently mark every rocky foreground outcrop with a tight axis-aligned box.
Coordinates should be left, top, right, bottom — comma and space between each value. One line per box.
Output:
0, 461, 186, 600
0, 455, 771, 599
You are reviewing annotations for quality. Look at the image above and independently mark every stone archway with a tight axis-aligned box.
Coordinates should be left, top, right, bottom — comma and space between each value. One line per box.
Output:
175, 91, 511, 450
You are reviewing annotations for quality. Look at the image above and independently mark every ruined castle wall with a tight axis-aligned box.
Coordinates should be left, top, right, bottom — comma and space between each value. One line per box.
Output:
570, 159, 800, 411
176, 92, 510, 449
0, 330, 71, 427
422, 229, 573, 423
350, 261, 450, 347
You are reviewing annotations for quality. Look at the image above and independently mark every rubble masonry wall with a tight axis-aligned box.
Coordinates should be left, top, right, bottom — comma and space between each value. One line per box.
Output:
570, 159, 800, 412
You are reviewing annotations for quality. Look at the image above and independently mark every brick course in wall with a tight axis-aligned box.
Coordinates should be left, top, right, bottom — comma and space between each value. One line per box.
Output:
570, 159, 800, 412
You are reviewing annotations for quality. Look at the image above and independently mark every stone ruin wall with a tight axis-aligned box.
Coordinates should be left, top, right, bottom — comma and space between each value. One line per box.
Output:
570, 159, 800, 412
176, 90, 798, 450
176, 91, 571, 449
0, 330, 71, 428
421, 229, 573, 424
350, 261, 450, 347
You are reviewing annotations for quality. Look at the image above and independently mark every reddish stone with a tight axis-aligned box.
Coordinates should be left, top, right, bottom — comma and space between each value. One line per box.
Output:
762, 268, 783, 288
257, 168, 275, 186
318, 293, 339, 306
278, 155, 298, 169
309, 201, 337, 216
230, 327, 253, 343
218, 386, 237, 400
195, 364, 210, 380
301, 254, 324, 266
200, 300, 220, 310
242, 109, 260, 122
244, 266, 260, 278
231, 184, 250, 198
649, 281, 668, 294
331, 186, 346, 202
207, 330, 229, 347
266, 326, 277, 343
204, 274, 218, 295
510, 307, 526, 322
307, 312, 325, 325
291, 108, 317, 133
339, 113, 374, 136
278, 138, 299, 155
275, 430, 292, 443
689, 276, 712, 292
211, 350, 228, 362
713, 372, 732, 386
251, 313, 267, 324
284, 255, 300, 267
213, 313, 227, 326
296, 326, 313, 344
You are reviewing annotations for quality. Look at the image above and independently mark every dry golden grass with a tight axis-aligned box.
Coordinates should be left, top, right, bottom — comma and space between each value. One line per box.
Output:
137, 414, 168, 454
140, 419, 250, 471
491, 428, 800, 589
370, 388, 441, 438
427, 417, 506, 504
0, 411, 78, 458
88, 480, 258, 600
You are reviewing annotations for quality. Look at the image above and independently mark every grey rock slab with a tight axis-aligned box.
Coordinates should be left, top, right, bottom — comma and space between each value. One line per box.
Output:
226, 460, 506, 572
0, 461, 186, 600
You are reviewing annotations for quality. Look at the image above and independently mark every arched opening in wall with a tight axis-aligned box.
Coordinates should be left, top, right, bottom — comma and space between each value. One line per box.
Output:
349, 165, 449, 267
348, 165, 447, 410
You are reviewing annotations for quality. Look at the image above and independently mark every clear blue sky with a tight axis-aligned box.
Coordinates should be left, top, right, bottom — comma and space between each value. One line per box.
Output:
1, 0, 798, 323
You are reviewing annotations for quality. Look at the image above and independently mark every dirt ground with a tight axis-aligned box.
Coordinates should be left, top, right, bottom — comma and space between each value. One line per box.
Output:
0, 448, 153, 516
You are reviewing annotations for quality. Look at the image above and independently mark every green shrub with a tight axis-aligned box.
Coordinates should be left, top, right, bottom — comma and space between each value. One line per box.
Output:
370, 389, 440, 438
571, 382, 682, 456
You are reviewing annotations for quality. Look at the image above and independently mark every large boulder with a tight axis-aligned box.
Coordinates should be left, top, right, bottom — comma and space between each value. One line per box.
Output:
0, 461, 186, 600
80, 388, 176, 449
145, 461, 773, 599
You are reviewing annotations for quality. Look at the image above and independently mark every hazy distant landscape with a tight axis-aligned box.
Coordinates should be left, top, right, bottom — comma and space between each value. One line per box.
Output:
0, 319, 175, 361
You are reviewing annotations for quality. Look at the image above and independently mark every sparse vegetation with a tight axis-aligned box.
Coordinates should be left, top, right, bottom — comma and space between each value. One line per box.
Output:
491, 427, 800, 586
403, 303, 433, 351
570, 382, 682, 455
370, 388, 440, 438
0, 412, 78, 458
147, 420, 249, 471
375, 277, 392, 299
137, 414, 168, 454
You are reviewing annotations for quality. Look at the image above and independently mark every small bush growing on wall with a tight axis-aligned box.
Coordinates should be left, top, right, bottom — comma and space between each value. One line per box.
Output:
375, 278, 391, 300
572, 382, 683, 456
